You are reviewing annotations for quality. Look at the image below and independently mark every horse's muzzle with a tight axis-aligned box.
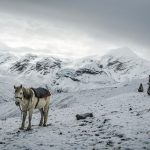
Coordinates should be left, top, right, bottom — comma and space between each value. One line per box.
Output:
15, 101, 20, 106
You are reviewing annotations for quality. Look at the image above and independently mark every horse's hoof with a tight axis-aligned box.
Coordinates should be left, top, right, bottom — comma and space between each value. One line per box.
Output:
39, 123, 43, 126
43, 124, 47, 127
26, 128, 32, 131
19, 127, 24, 130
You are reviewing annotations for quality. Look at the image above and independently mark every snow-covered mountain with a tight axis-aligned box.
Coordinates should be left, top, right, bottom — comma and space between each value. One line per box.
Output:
0, 48, 150, 94
0, 47, 149, 104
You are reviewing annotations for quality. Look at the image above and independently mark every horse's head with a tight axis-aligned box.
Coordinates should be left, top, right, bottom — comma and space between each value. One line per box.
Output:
14, 84, 24, 106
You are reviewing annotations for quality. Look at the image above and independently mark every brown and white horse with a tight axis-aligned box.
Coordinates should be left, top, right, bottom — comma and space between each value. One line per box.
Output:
14, 84, 51, 130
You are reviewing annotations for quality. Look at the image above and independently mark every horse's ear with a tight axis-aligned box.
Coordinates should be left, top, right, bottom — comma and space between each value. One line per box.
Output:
14, 85, 16, 89
20, 84, 22, 88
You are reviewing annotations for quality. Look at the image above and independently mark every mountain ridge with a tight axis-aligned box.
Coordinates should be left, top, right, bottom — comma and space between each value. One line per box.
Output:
0, 47, 150, 94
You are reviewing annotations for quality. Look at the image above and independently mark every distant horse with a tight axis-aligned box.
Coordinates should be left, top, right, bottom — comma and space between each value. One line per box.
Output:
14, 84, 51, 130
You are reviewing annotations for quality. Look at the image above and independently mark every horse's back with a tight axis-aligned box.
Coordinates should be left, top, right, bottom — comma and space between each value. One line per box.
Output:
31, 87, 51, 109
31, 87, 51, 98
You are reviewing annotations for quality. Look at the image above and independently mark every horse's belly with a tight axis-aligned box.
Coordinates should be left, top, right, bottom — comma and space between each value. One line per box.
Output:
36, 99, 46, 109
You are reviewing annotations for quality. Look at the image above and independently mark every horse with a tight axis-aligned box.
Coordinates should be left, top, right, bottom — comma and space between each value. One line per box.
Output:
14, 84, 51, 130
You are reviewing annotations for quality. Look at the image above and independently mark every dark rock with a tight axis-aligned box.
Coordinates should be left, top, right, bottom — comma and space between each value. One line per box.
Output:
11, 61, 28, 72
103, 119, 110, 124
79, 123, 87, 126
115, 133, 124, 138
16, 130, 20, 134
98, 141, 103, 144
36, 58, 61, 73
136, 113, 140, 116
76, 68, 99, 75
111, 111, 118, 114
97, 125, 103, 128
138, 83, 144, 92
106, 140, 114, 147
121, 138, 131, 141
0, 141, 5, 144
76, 113, 93, 120
95, 133, 100, 136
83, 120, 92, 123
102, 136, 111, 139
129, 107, 132, 111
107, 60, 126, 71
99, 64, 103, 68
88, 121, 93, 123
82, 130, 87, 133
57, 89, 63, 93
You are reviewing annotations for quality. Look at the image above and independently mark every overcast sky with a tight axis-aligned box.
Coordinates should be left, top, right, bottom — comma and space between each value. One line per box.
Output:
0, 0, 149, 58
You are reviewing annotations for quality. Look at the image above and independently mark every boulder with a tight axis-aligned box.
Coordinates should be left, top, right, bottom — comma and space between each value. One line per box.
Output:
76, 113, 93, 120
138, 83, 144, 92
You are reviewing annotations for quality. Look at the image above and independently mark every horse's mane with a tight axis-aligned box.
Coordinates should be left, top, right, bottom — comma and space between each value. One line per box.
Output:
22, 87, 33, 99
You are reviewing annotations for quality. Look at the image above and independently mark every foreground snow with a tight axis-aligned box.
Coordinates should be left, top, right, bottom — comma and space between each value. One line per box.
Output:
0, 79, 150, 150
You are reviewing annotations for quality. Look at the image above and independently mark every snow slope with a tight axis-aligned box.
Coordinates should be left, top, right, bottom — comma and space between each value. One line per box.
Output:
0, 79, 150, 150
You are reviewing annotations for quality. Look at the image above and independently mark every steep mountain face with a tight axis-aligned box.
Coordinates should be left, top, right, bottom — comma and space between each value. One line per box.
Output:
0, 48, 150, 94
10, 54, 63, 75
99, 48, 150, 81
10, 55, 37, 73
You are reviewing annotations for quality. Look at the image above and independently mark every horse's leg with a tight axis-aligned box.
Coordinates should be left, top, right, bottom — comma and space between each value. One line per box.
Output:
43, 105, 49, 127
39, 108, 44, 126
27, 109, 33, 130
20, 111, 27, 130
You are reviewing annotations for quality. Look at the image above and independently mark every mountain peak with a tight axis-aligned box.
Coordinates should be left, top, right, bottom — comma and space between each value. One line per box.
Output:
106, 47, 137, 58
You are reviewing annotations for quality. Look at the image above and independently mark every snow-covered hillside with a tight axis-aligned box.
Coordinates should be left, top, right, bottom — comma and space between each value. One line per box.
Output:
0, 78, 150, 150
0, 48, 150, 149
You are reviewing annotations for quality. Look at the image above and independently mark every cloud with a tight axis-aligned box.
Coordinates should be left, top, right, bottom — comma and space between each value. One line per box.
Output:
0, 13, 117, 58
0, 0, 149, 58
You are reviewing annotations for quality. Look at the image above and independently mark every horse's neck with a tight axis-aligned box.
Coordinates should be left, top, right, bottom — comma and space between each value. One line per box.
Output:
23, 87, 33, 99
30, 89, 35, 97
